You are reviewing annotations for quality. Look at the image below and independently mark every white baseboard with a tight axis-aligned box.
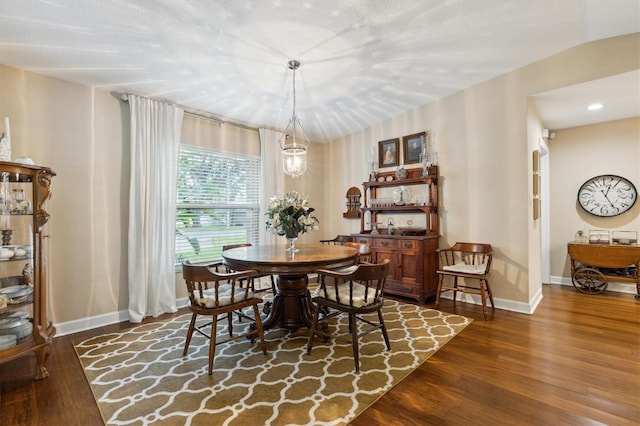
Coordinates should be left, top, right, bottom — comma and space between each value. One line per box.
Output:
54, 296, 190, 337
439, 275, 637, 315
439, 289, 541, 315
549, 275, 637, 294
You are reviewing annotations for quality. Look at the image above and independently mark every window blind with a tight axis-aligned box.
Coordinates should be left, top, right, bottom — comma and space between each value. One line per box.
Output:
176, 146, 260, 265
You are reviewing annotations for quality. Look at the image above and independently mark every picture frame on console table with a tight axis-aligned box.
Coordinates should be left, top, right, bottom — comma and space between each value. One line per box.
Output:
378, 138, 399, 168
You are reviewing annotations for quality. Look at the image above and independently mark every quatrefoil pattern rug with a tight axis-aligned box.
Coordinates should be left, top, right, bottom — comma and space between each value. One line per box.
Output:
75, 299, 471, 426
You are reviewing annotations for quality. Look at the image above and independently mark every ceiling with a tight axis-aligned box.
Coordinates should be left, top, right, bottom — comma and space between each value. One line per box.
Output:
533, 70, 640, 131
1, 0, 639, 142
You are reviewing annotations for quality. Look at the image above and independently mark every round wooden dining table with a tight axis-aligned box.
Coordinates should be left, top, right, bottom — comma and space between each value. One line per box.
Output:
222, 244, 358, 330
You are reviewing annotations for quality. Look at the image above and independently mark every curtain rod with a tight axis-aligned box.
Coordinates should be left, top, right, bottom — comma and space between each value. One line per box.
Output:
116, 92, 259, 133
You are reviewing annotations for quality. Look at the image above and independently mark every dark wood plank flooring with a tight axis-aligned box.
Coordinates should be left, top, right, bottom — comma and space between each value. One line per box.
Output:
1, 284, 639, 425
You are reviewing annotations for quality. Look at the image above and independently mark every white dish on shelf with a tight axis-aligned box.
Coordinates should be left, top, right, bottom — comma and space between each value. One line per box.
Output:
0, 247, 14, 259
0, 285, 33, 299
0, 318, 27, 329
2, 245, 29, 257
0, 334, 17, 350
13, 247, 27, 257
0, 310, 29, 320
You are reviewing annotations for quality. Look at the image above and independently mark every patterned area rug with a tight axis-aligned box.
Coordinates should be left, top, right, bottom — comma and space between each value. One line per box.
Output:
75, 299, 471, 426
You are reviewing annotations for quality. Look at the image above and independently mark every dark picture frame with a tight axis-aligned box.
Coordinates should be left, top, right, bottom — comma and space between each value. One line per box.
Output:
378, 138, 399, 168
402, 131, 426, 165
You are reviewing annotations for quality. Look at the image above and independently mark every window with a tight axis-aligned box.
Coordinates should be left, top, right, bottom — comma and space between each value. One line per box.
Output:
176, 146, 260, 265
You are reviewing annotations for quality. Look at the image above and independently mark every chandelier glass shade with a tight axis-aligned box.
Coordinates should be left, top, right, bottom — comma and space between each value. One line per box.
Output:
280, 60, 309, 179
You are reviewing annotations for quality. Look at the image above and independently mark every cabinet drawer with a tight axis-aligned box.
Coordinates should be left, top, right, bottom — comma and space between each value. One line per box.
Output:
374, 238, 395, 249
385, 280, 420, 296
399, 240, 419, 251
355, 237, 372, 245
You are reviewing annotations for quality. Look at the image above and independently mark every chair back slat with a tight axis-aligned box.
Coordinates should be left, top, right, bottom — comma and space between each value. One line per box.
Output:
182, 261, 256, 308
438, 242, 493, 275
317, 259, 390, 308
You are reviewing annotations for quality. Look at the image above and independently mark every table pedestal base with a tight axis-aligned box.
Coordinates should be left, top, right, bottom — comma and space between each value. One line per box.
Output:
261, 274, 315, 330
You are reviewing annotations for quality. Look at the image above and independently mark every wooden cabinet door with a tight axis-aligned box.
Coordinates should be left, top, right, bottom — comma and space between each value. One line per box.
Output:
398, 239, 421, 286
372, 246, 398, 280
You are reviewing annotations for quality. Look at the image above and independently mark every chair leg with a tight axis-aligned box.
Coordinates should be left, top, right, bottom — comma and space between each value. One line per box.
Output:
183, 313, 198, 356
227, 312, 234, 337
306, 304, 321, 354
377, 309, 391, 350
479, 282, 489, 321
208, 316, 218, 375
435, 275, 444, 309
484, 279, 495, 310
452, 277, 459, 304
252, 305, 267, 355
349, 314, 360, 374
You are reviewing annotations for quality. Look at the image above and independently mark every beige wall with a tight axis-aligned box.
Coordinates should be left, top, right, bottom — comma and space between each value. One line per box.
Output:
0, 33, 638, 330
0, 65, 129, 326
325, 33, 640, 310
549, 117, 640, 279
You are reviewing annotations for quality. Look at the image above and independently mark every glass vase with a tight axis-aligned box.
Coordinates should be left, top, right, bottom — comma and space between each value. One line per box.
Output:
285, 228, 299, 252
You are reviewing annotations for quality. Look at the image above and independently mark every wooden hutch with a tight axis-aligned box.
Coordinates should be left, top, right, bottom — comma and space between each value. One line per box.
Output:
352, 166, 439, 303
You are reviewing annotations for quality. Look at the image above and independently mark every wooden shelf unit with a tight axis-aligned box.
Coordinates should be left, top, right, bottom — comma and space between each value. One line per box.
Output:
360, 166, 438, 235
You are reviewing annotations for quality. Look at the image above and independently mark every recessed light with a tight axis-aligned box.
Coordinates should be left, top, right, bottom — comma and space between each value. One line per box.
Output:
587, 103, 603, 111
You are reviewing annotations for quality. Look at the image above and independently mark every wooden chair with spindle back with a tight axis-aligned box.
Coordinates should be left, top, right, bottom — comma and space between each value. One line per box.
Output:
308, 259, 391, 373
435, 242, 494, 320
181, 261, 267, 375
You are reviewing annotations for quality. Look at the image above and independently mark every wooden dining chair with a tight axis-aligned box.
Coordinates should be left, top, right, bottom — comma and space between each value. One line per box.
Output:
222, 243, 276, 294
435, 242, 494, 320
181, 261, 267, 375
307, 259, 391, 373
319, 235, 352, 245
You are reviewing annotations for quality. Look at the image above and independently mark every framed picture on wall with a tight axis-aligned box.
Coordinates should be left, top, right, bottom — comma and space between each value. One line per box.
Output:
402, 132, 426, 165
378, 138, 399, 168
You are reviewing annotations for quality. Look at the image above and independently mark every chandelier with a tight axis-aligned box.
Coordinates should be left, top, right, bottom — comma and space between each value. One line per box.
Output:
279, 60, 309, 178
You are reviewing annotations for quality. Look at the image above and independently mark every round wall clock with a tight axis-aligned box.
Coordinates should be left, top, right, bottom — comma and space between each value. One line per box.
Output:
577, 174, 637, 217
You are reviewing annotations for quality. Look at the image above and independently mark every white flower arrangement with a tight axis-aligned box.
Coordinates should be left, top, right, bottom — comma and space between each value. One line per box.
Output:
265, 191, 319, 237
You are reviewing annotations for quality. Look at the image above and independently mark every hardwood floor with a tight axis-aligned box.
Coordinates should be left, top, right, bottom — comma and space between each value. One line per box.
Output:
1, 284, 639, 425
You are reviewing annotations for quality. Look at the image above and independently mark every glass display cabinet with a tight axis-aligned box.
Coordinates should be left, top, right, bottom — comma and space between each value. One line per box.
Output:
0, 161, 55, 379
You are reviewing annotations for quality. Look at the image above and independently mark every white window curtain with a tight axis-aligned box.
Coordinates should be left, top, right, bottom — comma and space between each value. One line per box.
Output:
259, 128, 284, 245
128, 94, 184, 323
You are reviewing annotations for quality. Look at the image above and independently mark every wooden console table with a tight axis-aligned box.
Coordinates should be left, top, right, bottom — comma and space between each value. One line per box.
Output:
567, 242, 640, 299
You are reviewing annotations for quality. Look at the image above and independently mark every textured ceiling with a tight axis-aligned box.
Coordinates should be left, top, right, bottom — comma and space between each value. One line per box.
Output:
1, 0, 639, 141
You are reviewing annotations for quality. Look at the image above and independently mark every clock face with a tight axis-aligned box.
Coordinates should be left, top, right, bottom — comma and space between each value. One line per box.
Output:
577, 174, 637, 217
